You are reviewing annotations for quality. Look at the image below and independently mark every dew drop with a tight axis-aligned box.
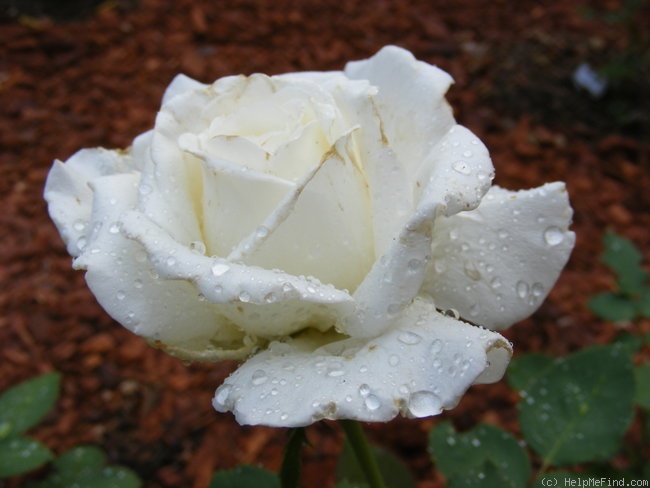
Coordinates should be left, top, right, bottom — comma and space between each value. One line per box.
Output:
408, 391, 441, 417
238, 291, 251, 303
211, 262, 230, 276
108, 222, 121, 234
251, 369, 268, 386
138, 183, 152, 195
463, 260, 481, 281
398, 331, 422, 345
359, 384, 371, 397
134, 279, 143, 289
73, 220, 86, 232
264, 292, 278, 303
452, 160, 471, 175
388, 354, 400, 366
76, 236, 87, 250
189, 241, 206, 254
543, 226, 564, 246
497, 229, 509, 239
490, 276, 502, 289
166, 256, 177, 267
516, 280, 529, 299
430, 339, 443, 355
364, 394, 381, 411
116, 290, 126, 300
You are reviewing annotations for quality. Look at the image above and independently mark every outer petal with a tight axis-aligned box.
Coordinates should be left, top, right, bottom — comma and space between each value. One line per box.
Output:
343, 125, 493, 338
118, 211, 356, 339
423, 182, 575, 330
44, 148, 136, 257
344, 45, 455, 178
71, 172, 255, 361
213, 297, 512, 427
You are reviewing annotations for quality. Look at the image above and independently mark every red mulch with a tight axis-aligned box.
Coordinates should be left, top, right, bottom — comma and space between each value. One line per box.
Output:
1, 1, 648, 487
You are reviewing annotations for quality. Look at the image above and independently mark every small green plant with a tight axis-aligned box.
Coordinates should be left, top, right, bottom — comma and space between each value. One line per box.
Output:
0, 372, 60, 477
429, 337, 649, 486
0, 372, 141, 487
588, 230, 650, 322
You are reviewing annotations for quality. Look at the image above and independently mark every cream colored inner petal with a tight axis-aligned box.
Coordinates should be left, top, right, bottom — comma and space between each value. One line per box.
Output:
198, 156, 295, 258
242, 134, 375, 292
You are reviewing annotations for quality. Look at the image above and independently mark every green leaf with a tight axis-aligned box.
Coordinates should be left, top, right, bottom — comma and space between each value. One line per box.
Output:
588, 292, 637, 322
533, 471, 584, 488
601, 231, 647, 296
52, 446, 107, 481
0, 436, 54, 477
0, 372, 61, 436
507, 353, 553, 392
26, 446, 141, 488
612, 332, 642, 356
209, 465, 280, 488
519, 345, 635, 466
639, 288, 650, 318
446, 461, 514, 488
634, 364, 650, 409
337, 441, 414, 488
428, 421, 530, 487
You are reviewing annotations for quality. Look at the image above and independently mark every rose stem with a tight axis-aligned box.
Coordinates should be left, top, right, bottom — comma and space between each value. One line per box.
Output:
340, 420, 387, 488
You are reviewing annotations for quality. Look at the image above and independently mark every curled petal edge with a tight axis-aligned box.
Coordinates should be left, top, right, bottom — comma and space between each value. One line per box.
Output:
213, 297, 512, 427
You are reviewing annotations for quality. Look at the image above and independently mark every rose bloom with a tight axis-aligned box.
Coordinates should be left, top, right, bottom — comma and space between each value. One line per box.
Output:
45, 46, 574, 427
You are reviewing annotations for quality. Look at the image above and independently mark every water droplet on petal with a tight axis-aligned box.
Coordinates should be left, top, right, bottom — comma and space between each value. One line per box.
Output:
76, 236, 87, 250
452, 160, 471, 175
388, 354, 400, 366
116, 290, 126, 300
251, 369, 268, 386
516, 280, 529, 300
108, 222, 121, 234
408, 391, 441, 417
359, 384, 371, 397
463, 260, 481, 280
543, 226, 564, 246
490, 276, 502, 289
364, 394, 381, 411
430, 339, 443, 355
189, 241, 206, 254
398, 331, 422, 345
238, 291, 251, 302
211, 262, 230, 276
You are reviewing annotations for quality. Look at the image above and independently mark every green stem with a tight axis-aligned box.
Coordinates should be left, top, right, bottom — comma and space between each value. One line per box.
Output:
340, 420, 387, 488
280, 428, 306, 488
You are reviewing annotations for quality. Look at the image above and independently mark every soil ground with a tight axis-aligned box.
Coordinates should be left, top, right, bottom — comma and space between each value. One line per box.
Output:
1, 1, 649, 487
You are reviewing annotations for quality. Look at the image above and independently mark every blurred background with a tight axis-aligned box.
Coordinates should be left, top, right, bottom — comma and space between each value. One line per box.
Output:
1, 1, 648, 487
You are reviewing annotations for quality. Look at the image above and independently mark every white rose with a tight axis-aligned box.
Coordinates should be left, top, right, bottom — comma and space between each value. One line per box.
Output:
44, 46, 575, 427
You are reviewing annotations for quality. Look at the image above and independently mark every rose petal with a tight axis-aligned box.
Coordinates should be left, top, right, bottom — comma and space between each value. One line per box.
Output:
326, 77, 412, 257
237, 131, 375, 292
345, 45, 455, 178
70, 172, 254, 361
344, 125, 494, 338
44, 148, 136, 257
118, 210, 356, 338
423, 182, 575, 330
213, 296, 511, 427
162, 73, 207, 105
